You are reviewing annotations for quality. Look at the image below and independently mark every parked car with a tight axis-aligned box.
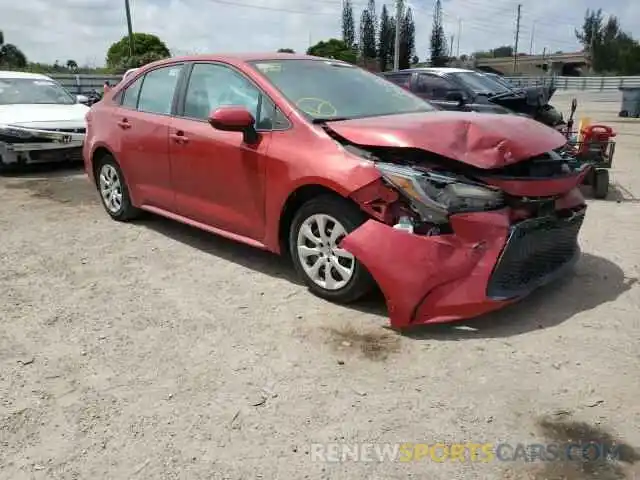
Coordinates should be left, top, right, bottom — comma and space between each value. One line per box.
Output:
483, 72, 517, 89
84, 54, 588, 329
0, 71, 89, 169
382, 67, 566, 129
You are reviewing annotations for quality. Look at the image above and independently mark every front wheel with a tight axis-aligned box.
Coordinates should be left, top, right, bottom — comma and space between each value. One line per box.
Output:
289, 195, 375, 304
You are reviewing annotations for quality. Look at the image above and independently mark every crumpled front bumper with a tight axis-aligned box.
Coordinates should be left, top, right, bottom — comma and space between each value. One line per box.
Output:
340, 207, 583, 329
0, 125, 84, 164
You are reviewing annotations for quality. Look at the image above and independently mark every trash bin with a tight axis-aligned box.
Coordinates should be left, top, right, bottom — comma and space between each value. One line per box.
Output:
618, 87, 640, 117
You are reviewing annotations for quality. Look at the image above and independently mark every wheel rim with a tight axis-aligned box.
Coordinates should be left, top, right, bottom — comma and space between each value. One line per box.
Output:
296, 213, 355, 291
98, 164, 123, 214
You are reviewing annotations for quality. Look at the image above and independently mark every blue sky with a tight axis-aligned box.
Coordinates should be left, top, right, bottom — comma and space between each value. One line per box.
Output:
2, 0, 639, 66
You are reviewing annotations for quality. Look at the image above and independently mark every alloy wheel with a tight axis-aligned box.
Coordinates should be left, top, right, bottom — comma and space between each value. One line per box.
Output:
296, 213, 355, 291
98, 163, 123, 214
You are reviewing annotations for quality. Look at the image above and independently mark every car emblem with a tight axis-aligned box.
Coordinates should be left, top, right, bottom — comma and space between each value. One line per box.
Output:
60, 135, 72, 143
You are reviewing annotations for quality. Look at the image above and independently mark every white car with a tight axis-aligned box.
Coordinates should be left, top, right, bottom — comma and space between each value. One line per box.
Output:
0, 71, 89, 168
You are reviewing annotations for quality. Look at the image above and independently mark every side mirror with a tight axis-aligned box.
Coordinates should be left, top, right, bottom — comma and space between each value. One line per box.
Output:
208, 106, 259, 144
76, 94, 89, 105
445, 91, 465, 103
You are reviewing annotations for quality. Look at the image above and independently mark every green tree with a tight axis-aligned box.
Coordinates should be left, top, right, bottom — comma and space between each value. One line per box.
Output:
378, 4, 394, 71
307, 39, 357, 64
66, 59, 78, 70
277, 48, 295, 53
341, 0, 356, 49
106, 33, 170, 69
576, 9, 640, 74
0, 30, 27, 68
399, 7, 415, 69
430, 0, 447, 66
359, 7, 376, 59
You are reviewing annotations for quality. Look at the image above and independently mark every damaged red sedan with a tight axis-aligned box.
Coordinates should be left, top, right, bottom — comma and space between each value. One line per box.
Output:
83, 54, 588, 329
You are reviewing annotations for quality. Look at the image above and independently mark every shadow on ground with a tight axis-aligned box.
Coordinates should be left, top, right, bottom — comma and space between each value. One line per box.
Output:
603, 182, 640, 204
0, 161, 84, 179
143, 214, 636, 340
1, 162, 96, 206
402, 253, 636, 340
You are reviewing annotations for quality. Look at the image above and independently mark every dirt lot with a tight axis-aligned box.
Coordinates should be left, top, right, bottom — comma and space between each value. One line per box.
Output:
1, 92, 639, 480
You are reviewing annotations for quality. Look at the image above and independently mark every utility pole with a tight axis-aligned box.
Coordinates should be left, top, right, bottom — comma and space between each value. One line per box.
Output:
125, 0, 134, 57
449, 35, 454, 58
529, 22, 535, 55
513, 3, 522, 74
393, 0, 403, 70
456, 19, 461, 57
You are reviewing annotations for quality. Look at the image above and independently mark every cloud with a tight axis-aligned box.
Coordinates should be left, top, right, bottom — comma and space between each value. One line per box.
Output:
1, 0, 638, 66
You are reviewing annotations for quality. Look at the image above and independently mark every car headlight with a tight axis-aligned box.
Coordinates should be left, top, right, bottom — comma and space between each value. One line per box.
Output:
376, 162, 504, 222
0, 125, 33, 139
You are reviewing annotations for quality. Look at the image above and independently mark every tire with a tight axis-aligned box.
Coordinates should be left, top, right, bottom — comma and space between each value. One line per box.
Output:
289, 195, 375, 304
592, 169, 610, 199
95, 154, 140, 221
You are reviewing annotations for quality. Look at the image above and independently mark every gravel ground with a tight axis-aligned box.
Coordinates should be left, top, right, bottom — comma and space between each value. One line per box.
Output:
1, 95, 639, 480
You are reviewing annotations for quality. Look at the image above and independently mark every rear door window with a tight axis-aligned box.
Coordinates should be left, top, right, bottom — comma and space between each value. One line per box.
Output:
121, 75, 143, 109
137, 64, 184, 115
385, 73, 411, 88
415, 74, 456, 99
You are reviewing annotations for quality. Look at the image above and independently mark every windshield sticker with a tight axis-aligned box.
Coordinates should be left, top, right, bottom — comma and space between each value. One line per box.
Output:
33, 80, 57, 86
254, 63, 282, 73
168, 68, 181, 77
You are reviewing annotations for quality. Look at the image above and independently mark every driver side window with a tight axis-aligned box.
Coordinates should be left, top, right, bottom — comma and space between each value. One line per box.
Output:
182, 63, 285, 130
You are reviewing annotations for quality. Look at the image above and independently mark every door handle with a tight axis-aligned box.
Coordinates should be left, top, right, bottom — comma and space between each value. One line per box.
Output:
170, 131, 189, 144
117, 119, 131, 129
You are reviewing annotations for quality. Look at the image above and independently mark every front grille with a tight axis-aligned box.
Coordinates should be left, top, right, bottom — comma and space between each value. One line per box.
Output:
487, 210, 585, 299
29, 147, 83, 163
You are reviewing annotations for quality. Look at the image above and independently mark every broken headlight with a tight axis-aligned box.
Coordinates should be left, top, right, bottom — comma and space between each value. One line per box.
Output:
0, 125, 33, 139
376, 162, 504, 223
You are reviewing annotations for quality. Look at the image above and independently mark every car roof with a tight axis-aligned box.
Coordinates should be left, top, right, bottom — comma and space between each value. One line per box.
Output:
139, 52, 346, 71
0, 71, 53, 80
381, 67, 477, 75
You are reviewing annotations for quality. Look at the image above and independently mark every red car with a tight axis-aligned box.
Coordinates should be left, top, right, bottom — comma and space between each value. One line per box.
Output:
83, 54, 589, 329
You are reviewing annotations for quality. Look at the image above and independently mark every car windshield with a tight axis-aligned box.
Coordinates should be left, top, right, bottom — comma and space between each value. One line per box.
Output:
449, 71, 512, 95
487, 74, 516, 89
0, 77, 76, 105
249, 59, 435, 120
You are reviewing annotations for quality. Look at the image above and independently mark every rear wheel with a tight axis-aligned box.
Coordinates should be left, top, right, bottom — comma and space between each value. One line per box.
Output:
592, 169, 610, 199
95, 155, 140, 221
289, 195, 374, 303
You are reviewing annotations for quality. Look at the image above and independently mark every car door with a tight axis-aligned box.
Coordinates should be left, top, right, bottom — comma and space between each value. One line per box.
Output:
114, 63, 184, 210
412, 73, 468, 111
168, 62, 277, 241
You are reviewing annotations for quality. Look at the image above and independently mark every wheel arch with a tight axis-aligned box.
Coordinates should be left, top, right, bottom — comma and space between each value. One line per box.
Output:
278, 183, 359, 256
91, 146, 117, 183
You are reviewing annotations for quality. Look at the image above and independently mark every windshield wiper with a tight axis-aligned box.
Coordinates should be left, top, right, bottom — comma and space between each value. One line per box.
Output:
311, 117, 351, 124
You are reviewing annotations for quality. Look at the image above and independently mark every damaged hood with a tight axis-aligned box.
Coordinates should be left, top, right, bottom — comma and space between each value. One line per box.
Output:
0, 103, 89, 131
327, 111, 567, 169
488, 85, 556, 110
